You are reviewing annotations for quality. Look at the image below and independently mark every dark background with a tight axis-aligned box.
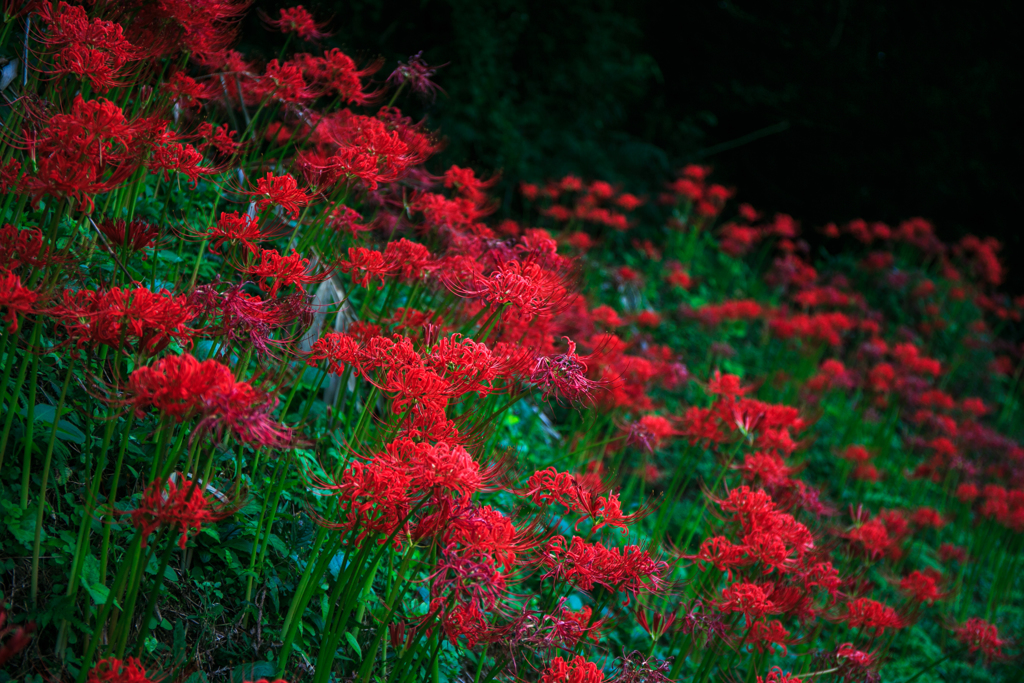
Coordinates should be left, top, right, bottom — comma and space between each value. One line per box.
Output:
245, 0, 1024, 289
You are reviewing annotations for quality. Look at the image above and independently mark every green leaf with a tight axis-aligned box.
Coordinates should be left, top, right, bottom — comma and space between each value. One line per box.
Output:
230, 662, 275, 683
84, 582, 111, 607
344, 631, 362, 660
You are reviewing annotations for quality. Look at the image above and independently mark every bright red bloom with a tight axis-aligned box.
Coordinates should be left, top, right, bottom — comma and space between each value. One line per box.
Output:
41, 2, 139, 92
899, 569, 946, 604
756, 668, 799, 683
148, 140, 214, 185
245, 173, 310, 218
204, 211, 263, 254
87, 658, 156, 683
953, 617, 1007, 660
243, 248, 329, 297
50, 286, 195, 354
129, 354, 291, 447
747, 619, 791, 654
715, 582, 779, 620
128, 477, 227, 549
843, 597, 904, 635
0, 270, 39, 331
265, 5, 330, 40
542, 536, 667, 599
540, 656, 604, 683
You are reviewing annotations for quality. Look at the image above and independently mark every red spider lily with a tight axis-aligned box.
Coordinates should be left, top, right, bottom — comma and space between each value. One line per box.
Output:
18, 96, 143, 210
0, 159, 21, 193
86, 658, 157, 683
541, 536, 668, 600
746, 619, 791, 654
540, 656, 604, 683
148, 139, 215, 185
40, 2, 140, 92
0, 224, 47, 272
263, 5, 331, 41
242, 248, 330, 298
190, 284, 312, 358
635, 607, 676, 640
96, 218, 159, 255
714, 582, 780, 621
0, 270, 39, 332
296, 49, 382, 105
898, 569, 948, 604
127, 477, 233, 549
525, 467, 647, 533
842, 597, 905, 636
0, 607, 34, 666
49, 286, 196, 354
314, 456, 412, 547
530, 338, 598, 404
952, 617, 1008, 660
444, 165, 498, 206
128, 353, 292, 447
252, 59, 314, 104
683, 536, 747, 580
244, 172, 310, 218
204, 211, 263, 254
162, 71, 215, 110
198, 123, 241, 157
387, 52, 445, 101
756, 668, 799, 683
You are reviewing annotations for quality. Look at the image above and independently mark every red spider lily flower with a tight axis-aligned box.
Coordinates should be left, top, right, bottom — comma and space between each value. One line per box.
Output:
635, 310, 661, 328
191, 284, 312, 358
531, 338, 597, 404
128, 354, 292, 447
592, 305, 623, 328
842, 597, 905, 636
87, 657, 157, 683
96, 218, 159, 255
148, 139, 215, 185
264, 5, 330, 40
252, 59, 314, 104
315, 456, 412, 547
444, 165, 498, 206
898, 569, 947, 604
683, 536, 748, 580
0, 159, 21, 193
714, 582, 780, 621
297, 49, 383, 104
747, 619, 791, 654
525, 467, 645, 532
162, 71, 215, 110
0, 607, 35, 667
938, 543, 968, 563
198, 123, 241, 158
19, 96, 142, 210
756, 668, 799, 683
204, 211, 263, 255
337, 247, 391, 288
953, 617, 1008, 660
244, 172, 310, 218
387, 51, 445, 101
635, 607, 676, 640
540, 656, 605, 683
49, 286, 196, 354
40, 2, 140, 92
242, 248, 330, 297
541, 536, 668, 600
384, 438, 483, 497
0, 270, 39, 332
844, 518, 893, 561
128, 477, 232, 549
306, 331, 360, 375
909, 506, 946, 529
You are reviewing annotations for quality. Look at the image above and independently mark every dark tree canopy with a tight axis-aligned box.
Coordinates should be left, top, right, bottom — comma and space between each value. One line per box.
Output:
248, 0, 1024, 286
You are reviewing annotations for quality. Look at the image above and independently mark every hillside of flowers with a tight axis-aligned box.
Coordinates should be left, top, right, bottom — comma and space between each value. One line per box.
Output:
0, 3, 1022, 683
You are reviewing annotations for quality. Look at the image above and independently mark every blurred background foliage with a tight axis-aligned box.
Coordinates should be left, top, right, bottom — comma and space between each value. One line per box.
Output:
245, 0, 1024, 286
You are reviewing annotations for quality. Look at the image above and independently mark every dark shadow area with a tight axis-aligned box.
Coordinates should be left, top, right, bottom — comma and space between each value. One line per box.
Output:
247, 0, 1024, 288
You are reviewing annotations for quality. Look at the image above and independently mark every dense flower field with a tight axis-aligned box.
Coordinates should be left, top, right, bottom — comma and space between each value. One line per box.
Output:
0, 3, 1021, 682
